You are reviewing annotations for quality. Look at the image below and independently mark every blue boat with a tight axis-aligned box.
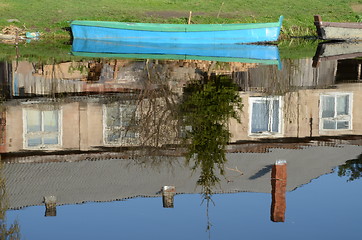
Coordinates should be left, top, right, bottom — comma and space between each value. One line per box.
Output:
71, 39, 281, 66
71, 16, 283, 44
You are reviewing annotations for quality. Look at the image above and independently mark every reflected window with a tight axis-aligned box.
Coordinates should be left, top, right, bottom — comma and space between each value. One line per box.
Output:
320, 93, 352, 130
103, 102, 139, 145
249, 96, 282, 136
24, 109, 61, 149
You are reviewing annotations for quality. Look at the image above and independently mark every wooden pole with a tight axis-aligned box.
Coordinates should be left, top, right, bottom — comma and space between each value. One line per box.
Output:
113, 60, 120, 80
314, 15, 323, 39
217, 2, 224, 18
15, 29, 19, 45
188, 11, 192, 24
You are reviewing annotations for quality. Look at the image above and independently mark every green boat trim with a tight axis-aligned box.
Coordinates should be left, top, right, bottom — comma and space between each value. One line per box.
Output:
71, 16, 283, 32
71, 51, 280, 65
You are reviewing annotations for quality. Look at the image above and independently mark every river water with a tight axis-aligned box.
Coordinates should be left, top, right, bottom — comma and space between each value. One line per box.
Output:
0, 41, 361, 239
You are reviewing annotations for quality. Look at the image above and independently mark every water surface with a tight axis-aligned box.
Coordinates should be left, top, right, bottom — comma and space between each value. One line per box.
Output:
0, 41, 362, 239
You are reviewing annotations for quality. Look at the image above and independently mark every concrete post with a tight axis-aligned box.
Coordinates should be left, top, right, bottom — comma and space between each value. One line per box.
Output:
162, 186, 175, 208
44, 196, 57, 217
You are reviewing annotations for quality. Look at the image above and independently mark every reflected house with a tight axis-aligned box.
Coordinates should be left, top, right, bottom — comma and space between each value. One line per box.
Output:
2, 96, 184, 153
233, 58, 337, 91
229, 57, 362, 141
229, 82, 362, 142
1, 59, 192, 153
7, 59, 264, 97
11, 61, 86, 96
9, 60, 202, 96
0, 58, 362, 152
10, 60, 147, 95
0, 58, 258, 153
8, 60, 137, 96
1, 58, 362, 222
4, 57, 357, 97
312, 41, 362, 82
335, 59, 362, 83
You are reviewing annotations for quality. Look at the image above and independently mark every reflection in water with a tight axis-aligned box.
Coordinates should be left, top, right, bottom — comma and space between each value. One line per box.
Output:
71, 39, 281, 66
44, 196, 57, 217
180, 75, 243, 233
181, 75, 243, 197
249, 96, 282, 136
270, 160, 287, 222
135, 60, 181, 150
161, 186, 176, 208
0, 162, 20, 239
180, 76, 242, 234
338, 154, 362, 182
0, 48, 362, 238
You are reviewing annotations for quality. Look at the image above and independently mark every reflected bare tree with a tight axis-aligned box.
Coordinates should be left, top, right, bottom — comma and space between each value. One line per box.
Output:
338, 154, 362, 182
0, 162, 21, 240
131, 60, 184, 163
85, 59, 186, 168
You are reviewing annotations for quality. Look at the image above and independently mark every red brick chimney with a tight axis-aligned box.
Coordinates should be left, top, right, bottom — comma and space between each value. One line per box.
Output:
271, 160, 287, 222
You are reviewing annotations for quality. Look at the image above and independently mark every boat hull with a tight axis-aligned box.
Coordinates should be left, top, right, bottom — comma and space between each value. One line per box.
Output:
71, 39, 281, 65
71, 16, 283, 44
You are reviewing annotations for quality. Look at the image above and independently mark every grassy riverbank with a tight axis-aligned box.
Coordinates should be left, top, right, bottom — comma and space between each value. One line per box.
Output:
1, 0, 361, 39
0, 0, 360, 61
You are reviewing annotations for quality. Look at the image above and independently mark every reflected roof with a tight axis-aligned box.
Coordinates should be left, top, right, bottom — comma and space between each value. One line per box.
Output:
3, 144, 362, 210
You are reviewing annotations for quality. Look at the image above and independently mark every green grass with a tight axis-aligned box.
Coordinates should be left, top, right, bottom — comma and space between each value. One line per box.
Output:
0, 0, 360, 62
278, 38, 320, 59
0, 40, 77, 62
0, 0, 361, 38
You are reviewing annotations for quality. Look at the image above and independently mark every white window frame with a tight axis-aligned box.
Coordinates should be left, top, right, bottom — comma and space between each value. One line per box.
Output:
23, 108, 62, 150
248, 96, 283, 137
319, 92, 352, 131
103, 102, 139, 146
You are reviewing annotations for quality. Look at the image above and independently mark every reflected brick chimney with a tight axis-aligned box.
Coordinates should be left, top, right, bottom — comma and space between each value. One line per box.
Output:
271, 160, 287, 222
